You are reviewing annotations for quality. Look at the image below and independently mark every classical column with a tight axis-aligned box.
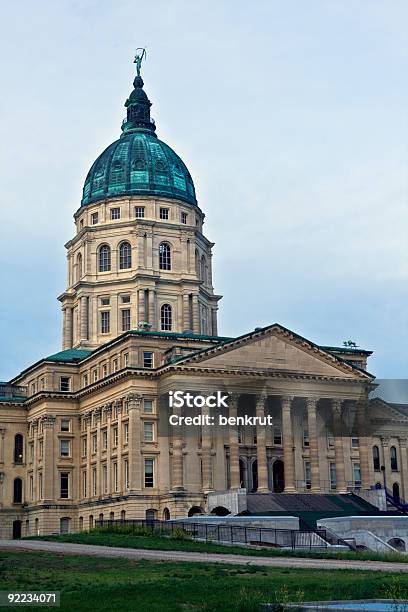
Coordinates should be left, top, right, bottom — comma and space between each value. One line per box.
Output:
306, 397, 321, 493
192, 294, 200, 333
42, 416, 56, 501
332, 399, 347, 493
128, 394, 142, 492
381, 436, 391, 490
0, 428, 5, 464
171, 403, 184, 491
32, 421, 38, 501
95, 408, 102, 496
62, 307, 73, 350
399, 438, 408, 500
138, 289, 145, 324
183, 294, 190, 332
148, 289, 156, 330
201, 401, 213, 493
80, 296, 88, 342
114, 400, 123, 492
281, 396, 296, 492
228, 394, 241, 489
256, 393, 269, 493
104, 404, 112, 493
357, 399, 371, 490
86, 412, 92, 498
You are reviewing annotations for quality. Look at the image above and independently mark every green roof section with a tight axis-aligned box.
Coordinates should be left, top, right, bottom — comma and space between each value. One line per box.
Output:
45, 349, 93, 363
320, 345, 373, 356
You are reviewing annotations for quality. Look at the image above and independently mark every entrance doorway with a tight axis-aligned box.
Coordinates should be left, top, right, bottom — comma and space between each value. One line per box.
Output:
273, 460, 285, 493
12, 520, 22, 539
251, 460, 258, 492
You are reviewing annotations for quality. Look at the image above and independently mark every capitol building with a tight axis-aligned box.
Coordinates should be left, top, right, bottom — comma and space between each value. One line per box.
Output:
1, 57, 407, 539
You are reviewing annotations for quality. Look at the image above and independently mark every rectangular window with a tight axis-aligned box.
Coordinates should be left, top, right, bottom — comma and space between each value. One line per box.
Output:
124, 353, 129, 367
143, 421, 154, 442
100, 297, 110, 306
60, 472, 69, 499
61, 419, 70, 432
30, 475, 33, 500
93, 370, 98, 382
353, 463, 361, 487
82, 471, 87, 498
135, 206, 145, 218
92, 467, 97, 496
60, 377, 71, 392
103, 430, 107, 450
303, 428, 310, 448
273, 427, 282, 445
39, 441, 43, 460
124, 459, 129, 489
327, 430, 335, 449
38, 473, 43, 499
143, 351, 154, 368
143, 399, 153, 413
83, 373, 88, 387
113, 427, 118, 447
144, 458, 154, 488
82, 437, 87, 457
102, 363, 108, 378
304, 461, 311, 490
121, 295, 131, 303
124, 423, 129, 444
121, 309, 131, 332
181, 212, 187, 224
91, 212, 98, 225
110, 207, 121, 220
112, 358, 118, 372
113, 462, 118, 492
159, 207, 169, 220
330, 462, 337, 490
351, 437, 359, 449
92, 434, 97, 454
29, 443, 34, 462
60, 439, 71, 458
252, 428, 257, 445
102, 464, 107, 494
237, 426, 243, 444
101, 311, 110, 334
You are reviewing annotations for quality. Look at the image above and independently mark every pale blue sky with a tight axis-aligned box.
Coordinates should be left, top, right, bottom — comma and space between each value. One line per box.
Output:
0, 0, 407, 379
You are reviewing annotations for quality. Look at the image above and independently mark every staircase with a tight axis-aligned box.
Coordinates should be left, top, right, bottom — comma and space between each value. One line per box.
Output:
385, 488, 408, 514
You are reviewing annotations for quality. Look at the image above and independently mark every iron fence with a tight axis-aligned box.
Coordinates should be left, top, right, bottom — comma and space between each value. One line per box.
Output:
93, 518, 352, 550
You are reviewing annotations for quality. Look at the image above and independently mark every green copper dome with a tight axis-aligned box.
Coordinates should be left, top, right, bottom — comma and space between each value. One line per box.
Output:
81, 60, 197, 207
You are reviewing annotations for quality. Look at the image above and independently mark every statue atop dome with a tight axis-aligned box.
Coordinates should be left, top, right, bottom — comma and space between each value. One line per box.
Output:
134, 48, 146, 76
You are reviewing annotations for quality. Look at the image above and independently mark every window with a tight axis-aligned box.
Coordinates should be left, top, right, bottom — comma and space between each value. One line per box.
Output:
103, 430, 107, 450
391, 446, 398, 471
121, 295, 131, 303
273, 427, 282, 445
39, 441, 43, 460
102, 363, 108, 378
91, 212, 99, 225
143, 352, 154, 368
61, 419, 70, 432
110, 207, 120, 220
76, 252, 82, 281
60, 377, 71, 392
143, 399, 153, 413
159, 207, 169, 220
353, 463, 361, 487
113, 462, 118, 492
102, 465, 107, 494
121, 309, 131, 331
252, 428, 257, 445
98, 245, 111, 272
304, 462, 311, 490
159, 242, 171, 270
92, 467, 97, 496
83, 373, 88, 387
373, 445, 380, 471
181, 211, 187, 224
237, 427, 243, 444
135, 206, 145, 218
60, 440, 71, 458
82, 438, 87, 457
351, 437, 359, 449
124, 353, 129, 367
160, 304, 172, 331
92, 370, 98, 382
13, 478, 23, 503
60, 472, 69, 499
29, 443, 33, 462
39, 473, 43, 499
144, 459, 154, 487
330, 462, 337, 490
80, 219, 84, 229
101, 311, 110, 334
14, 434, 24, 464
100, 297, 110, 306
92, 434, 97, 454
303, 428, 309, 448
113, 427, 118, 447
144, 422, 154, 442
327, 430, 335, 449
124, 460, 129, 489
119, 241, 132, 269
124, 423, 129, 444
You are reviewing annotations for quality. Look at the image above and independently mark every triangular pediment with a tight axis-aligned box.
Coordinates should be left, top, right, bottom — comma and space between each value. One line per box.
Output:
173, 324, 372, 380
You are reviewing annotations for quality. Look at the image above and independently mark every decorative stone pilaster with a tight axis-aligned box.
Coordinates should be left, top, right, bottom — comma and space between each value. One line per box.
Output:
80, 296, 88, 342
62, 307, 73, 350
201, 400, 213, 493
381, 435, 391, 490
182, 294, 190, 332
127, 394, 142, 492
256, 393, 269, 493
192, 294, 200, 333
281, 396, 296, 492
42, 416, 56, 501
357, 399, 371, 490
103, 404, 112, 493
114, 400, 123, 492
32, 420, 39, 501
332, 399, 347, 493
306, 397, 320, 493
399, 437, 408, 499
228, 393, 241, 489
94, 408, 102, 496
0, 428, 5, 464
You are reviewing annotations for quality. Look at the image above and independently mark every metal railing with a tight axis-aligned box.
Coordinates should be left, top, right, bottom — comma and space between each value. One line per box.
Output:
94, 519, 353, 550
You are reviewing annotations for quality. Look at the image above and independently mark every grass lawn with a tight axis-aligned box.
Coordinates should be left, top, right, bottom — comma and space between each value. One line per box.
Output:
29, 528, 408, 564
1, 551, 408, 611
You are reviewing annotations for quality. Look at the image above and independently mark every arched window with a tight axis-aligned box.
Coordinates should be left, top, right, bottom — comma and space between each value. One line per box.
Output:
76, 252, 82, 282
145, 509, 157, 523
200, 255, 206, 283
159, 243, 171, 270
119, 242, 131, 269
160, 304, 172, 331
98, 245, 111, 272
163, 508, 170, 521
14, 434, 23, 464
391, 446, 398, 471
195, 248, 200, 276
373, 445, 380, 471
13, 478, 23, 503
